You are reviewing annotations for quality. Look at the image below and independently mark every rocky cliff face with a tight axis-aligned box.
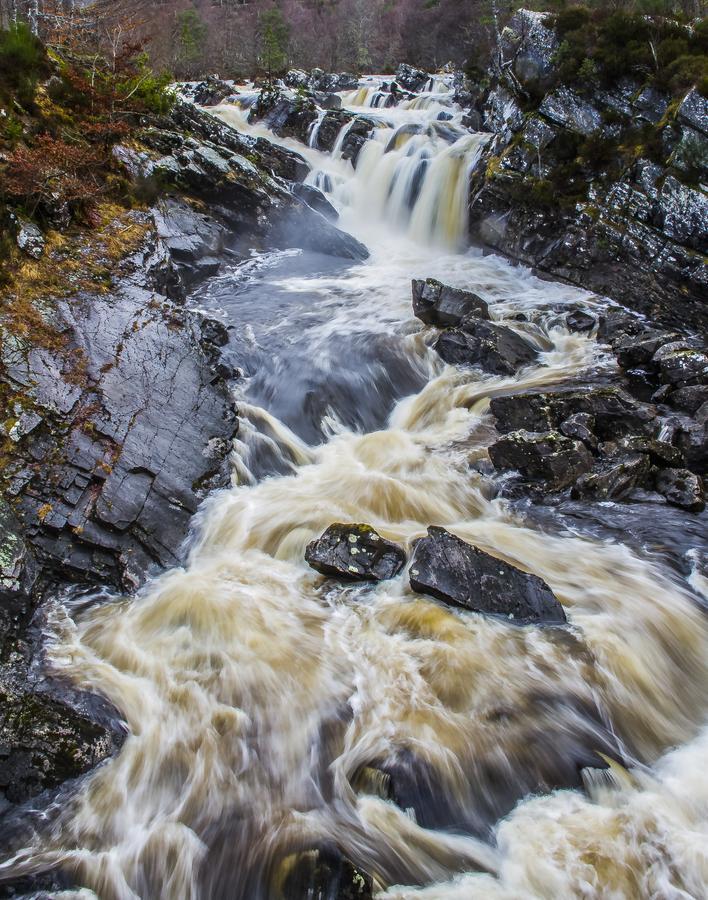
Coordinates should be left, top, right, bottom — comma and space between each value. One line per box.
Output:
464, 9, 707, 332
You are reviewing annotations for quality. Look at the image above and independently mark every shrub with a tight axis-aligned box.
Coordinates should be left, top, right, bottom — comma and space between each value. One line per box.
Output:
0, 23, 49, 107
2, 135, 104, 221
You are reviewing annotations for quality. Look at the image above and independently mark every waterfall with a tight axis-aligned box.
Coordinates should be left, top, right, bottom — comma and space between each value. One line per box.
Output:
3, 69, 707, 900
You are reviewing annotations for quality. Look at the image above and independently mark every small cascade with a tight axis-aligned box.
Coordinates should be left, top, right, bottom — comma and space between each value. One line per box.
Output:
308, 108, 327, 148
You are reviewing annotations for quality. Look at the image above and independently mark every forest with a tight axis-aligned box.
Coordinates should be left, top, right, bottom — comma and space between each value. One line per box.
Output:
0, 0, 705, 81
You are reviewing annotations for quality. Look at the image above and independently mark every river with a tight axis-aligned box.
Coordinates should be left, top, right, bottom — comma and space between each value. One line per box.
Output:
3, 74, 708, 900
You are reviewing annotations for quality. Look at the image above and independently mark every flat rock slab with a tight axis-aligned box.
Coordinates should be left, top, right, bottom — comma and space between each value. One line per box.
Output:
305, 523, 406, 581
409, 526, 566, 624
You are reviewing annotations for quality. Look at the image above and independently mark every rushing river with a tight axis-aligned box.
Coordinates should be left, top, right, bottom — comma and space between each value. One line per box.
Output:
3, 75, 708, 899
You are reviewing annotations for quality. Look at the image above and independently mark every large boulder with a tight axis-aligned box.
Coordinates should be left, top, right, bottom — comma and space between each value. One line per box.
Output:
305, 524, 406, 581
488, 429, 593, 489
434, 319, 538, 375
409, 527, 566, 624
412, 278, 489, 326
152, 197, 226, 289
490, 387, 656, 440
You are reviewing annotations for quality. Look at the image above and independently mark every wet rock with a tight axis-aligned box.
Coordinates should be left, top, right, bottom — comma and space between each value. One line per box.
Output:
191, 76, 234, 107
309, 69, 359, 93
596, 309, 647, 347
674, 420, 708, 474
560, 412, 598, 451
565, 309, 595, 333
152, 197, 226, 289
269, 201, 369, 260
292, 183, 338, 220
655, 346, 708, 387
252, 137, 310, 182
14, 217, 45, 259
395, 63, 428, 92
489, 429, 593, 489
305, 524, 406, 582
602, 436, 683, 468
260, 95, 319, 145
434, 319, 538, 375
411, 278, 489, 327
284, 69, 309, 89
409, 526, 566, 623
668, 385, 708, 415
490, 387, 655, 440
571, 452, 651, 501
655, 468, 705, 512
613, 329, 679, 370
484, 86, 524, 135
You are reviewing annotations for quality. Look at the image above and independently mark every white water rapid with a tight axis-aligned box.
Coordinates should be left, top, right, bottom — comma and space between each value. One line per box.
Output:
2, 75, 708, 900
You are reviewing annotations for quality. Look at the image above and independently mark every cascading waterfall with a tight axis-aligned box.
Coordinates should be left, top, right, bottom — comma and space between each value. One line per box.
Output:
2, 73, 708, 900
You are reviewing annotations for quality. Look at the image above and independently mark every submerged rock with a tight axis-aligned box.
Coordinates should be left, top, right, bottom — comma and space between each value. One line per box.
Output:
411, 278, 489, 326
305, 524, 406, 581
409, 526, 566, 623
434, 319, 538, 375
489, 429, 593, 490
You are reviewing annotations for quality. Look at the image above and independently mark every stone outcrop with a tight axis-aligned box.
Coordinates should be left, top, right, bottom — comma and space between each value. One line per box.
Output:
305, 524, 406, 581
463, 10, 708, 331
434, 318, 539, 375
409, 526, 566, 623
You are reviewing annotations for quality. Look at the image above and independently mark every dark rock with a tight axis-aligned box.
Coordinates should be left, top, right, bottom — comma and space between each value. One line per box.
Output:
655, 468, 705, 512
674, 421, 708, 474
624, 368, 659, 402
316, 110, 354, 152
489, 429, 593, 489
252, 137, 309, 182
571, 453, 651, 501
1, 216, 239, 592
292, 183, 339, 220
199, 317, 229, 348
261, 96, 319, 145
153, 197, 226, 289
560, 412, 598, 451
191, 76, 233, 107
305, 524, 406, 582
669, 385, 708, 415
409, 526, 566, 624
434, 319, 538, 375
565, 310, 595, 333
600, 436, 683, 468
395, 63, 429, 92
269, 201, 369, 260
613, 329, 678, 370
490, 387, 655, 440
309, 70, 359, 93
655, 347, 708, 387
411, 278, 489, 327
596, 309, 647, 346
